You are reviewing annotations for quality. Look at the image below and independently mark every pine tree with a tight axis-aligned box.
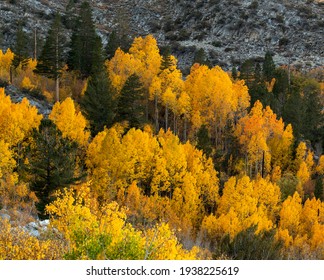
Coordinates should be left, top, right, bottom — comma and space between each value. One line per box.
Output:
263, 51, 276, 82
105, 30, 119, 60
27, 119, 81, 218
80, 71, 116, 136
196, 124, 212, 157
160, 46, 173, 71
34, 13, 65, 102
240, 59, 255, 85
193, 48, 211, 67
115, 73, 146, 128
67, 1, 104, 78
231, 66, 238, 80
12, 23, 29, 69
301, 78, 323, 146
105, 30, 131, 60
63, 0, 78, 29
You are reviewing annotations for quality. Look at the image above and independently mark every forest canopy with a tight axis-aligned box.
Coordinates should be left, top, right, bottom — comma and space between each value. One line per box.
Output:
0, 3, 323, 260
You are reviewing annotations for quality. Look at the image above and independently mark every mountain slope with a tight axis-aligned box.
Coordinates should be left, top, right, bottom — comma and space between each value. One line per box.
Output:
0, 0, 323, 70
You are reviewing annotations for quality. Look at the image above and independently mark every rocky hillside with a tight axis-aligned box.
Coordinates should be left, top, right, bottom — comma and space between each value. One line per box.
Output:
0, 0, 323, 71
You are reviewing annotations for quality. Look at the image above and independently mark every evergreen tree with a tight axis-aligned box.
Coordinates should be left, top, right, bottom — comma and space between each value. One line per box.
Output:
196, 124, 212, 157
34, 13, 65, 102
160, 46, 173, 71
263, 51, 276, 82
314, 177, 323, 201
67, 1, 104, 78
193, 48, 211, 67
249, 62, 269, 106
80, 71, 116, 136
63, 0, 78, 29
27, 119, 81, 218
231, 66, 238, 80
272, 68, 289, 116
283, 88, 304, 140
105, 30, 131, 60
301, 79, 323, 146
12, 23, 29, 69
115, 74, 146, 128
105, 30, 119, 60
240, 59, 255, 85
214, 226, 283, 260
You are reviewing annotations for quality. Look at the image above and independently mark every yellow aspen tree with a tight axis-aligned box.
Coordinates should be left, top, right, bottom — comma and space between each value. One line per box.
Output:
129, 35, 161, 89
86, 126, 124, 202
149, 55, 184, 132
0, 140, 15, 178
144, 222, 198, 260
209, 176, 279, 239
316, 155, 324, 175
0, 88, 42, 146
295, 141, 307, 170
278, 192, 303, 240
232, 79, 250, 120
185, 64, 249, 146
106, 48, 138, 93
0, 218, 65, 260
236, 100, 293, 177
49, 97, 90, 147
183, 141, 219, 213
0, 49, 14, 81
129, 35, 162, 121
278, 194, 324, 256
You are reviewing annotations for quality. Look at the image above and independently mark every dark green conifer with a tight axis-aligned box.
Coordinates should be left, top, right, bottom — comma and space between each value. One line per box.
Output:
27, 119, 81, 218
80, 71, 117, 136
263, 51, 276, 82
12, 23, 30, 69
34, 13, 65, 101
67, 1, 104, 78
115, 74, 146, 129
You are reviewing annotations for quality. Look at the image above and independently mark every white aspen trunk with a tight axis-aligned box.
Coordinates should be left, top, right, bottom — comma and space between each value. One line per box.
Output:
165, 104, 168, 131
155, 94, 159, 133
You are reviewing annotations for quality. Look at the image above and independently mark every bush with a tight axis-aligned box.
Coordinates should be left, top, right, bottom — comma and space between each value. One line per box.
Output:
278, 173, 299, 201
213, 226, 284, 260
249, 1, 258, 9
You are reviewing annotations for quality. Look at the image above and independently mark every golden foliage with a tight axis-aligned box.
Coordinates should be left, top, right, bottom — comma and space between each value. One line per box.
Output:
0, 218, 65, 260
202, 176, 280, 239
277, 192, 324, 257
0, 49, 14, 81
235, 101, 293, 176
0, 88, 42, 146
49, 97, 90, 146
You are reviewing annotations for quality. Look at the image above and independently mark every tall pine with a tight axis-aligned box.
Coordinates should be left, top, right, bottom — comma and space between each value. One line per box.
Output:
263, 51, 276, 82
115, 73, 146, 128
67, 1, 104, 78
80, 71, 116, 136
27, 119, 81, 218
12, 23, 30, 69
34, 13, 65, 102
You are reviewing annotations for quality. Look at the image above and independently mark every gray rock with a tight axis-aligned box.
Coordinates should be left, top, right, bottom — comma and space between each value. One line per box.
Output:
0, 1, 323, 71
0, 213, 11, 221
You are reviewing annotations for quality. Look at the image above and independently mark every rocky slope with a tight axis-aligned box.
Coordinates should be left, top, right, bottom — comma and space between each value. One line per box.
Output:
0, 0, 323, 71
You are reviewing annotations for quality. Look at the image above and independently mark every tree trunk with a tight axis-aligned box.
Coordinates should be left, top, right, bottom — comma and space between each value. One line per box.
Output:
55, 31, 59, 102
34, 27, 37, 60
183, 117, 187, 142
145, 90, 149, 122
155, 94, 159, 133
55, 77, 60, 102
165, 104, 168, 131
